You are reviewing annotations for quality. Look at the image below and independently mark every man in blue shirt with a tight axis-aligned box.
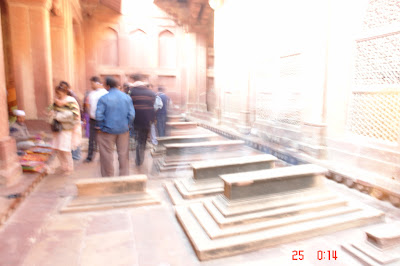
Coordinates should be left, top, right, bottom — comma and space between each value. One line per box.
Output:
96, 76, 135, 177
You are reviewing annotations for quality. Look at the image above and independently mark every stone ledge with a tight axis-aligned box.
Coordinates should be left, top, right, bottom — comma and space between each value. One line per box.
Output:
212, 188, 336, 217
192, 154, 276, 180
76, 175, 147, 197
60, 192, 160, 213
221, 164, 327, 200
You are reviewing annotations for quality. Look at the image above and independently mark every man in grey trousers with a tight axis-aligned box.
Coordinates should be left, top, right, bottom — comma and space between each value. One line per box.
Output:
96, 76, 135, 177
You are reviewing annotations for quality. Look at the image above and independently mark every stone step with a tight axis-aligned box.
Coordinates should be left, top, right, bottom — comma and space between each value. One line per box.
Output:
164, 140, 245, 156
192, 154, 277, 180
205, 197, 348, 228
75, 175, 147, 197
174, 178, 223, 199
179, 177, 223, 193
164, 148, 262, 164
191, 202, 362, 239
366, 222, 400, 249
341, 244, 383, 266
169, 127, 210, 136
212, 188, 337, 217
152, 134, 221, 156
151, 134, 222, 156
164, 182, 215, 205
167, 115, 184, 122
60, 192, 160, 213
157, 133, 219, 145
166, 122, 197, 130
351, 241, 400, 265
221, 164, 327, 200
176, 205, 384, 261
341, 222, 400, 265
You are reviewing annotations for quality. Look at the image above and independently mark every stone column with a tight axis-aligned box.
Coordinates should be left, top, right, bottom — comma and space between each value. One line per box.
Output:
50, 0, 73, 88
209, 0, 223, 124
196, 33, 207, 112
6, 0, 53, 120
0, 6, 22, 186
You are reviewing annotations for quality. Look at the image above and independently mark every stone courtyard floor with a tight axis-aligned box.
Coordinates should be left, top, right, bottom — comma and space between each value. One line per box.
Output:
1, 145, 400, 266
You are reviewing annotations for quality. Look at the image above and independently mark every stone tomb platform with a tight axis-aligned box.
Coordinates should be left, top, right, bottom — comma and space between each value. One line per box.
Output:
165, 140, 245, 156
165, 154, 278, 205
342, 222, 400, 265
166, 122, 197, 130
156, 140, 255, 172
60, 175, 160, 213
175, 164, 385, 261
151, 133, 220, 156
167, 115, 185, 122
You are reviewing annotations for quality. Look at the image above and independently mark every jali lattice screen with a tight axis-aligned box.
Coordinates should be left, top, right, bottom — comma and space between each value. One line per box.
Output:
348, 91, 400, 143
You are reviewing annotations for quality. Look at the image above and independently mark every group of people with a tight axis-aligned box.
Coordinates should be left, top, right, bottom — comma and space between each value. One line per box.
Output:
48, 74, 169, 177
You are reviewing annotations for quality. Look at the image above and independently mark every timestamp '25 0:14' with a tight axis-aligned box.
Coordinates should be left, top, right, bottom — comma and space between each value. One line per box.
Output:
317, 250, 337, 260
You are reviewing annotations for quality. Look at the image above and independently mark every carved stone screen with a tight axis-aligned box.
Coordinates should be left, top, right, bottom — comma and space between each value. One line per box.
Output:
348, 91, 400, 143
347, 0, 400, 144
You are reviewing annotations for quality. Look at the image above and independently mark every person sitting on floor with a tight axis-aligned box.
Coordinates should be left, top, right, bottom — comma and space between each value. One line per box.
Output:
9, 110, 36, 150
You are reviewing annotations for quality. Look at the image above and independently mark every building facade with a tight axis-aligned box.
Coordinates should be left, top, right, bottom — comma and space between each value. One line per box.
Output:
0, 0, 212, 185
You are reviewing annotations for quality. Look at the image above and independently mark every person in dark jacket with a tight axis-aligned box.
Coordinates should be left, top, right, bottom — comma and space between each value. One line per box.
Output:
129, 74, 155, 166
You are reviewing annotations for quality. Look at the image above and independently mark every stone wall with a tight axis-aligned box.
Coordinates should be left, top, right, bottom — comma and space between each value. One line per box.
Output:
82, 1, 208, 109
190, 0, 400, 181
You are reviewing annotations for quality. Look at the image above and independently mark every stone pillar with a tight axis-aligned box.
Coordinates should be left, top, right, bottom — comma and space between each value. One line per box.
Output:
50, 0, 73, 87
0, 6, 22, 186
6, 0, 53, 120
196, 33, 207, 112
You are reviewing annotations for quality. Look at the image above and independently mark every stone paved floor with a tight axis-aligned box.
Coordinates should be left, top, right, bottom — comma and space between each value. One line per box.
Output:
1, 143, 400, 266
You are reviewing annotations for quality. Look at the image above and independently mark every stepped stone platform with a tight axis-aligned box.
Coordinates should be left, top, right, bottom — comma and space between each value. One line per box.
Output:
152, 133, 220, 156
165, 140, 245, 156
168, 126, 211, 136
166, 122, 197, 130
175, 164, 385, 260
167, 115, 184, 122
156, 141, 262, 172
342, 222, 400, 265
60, 175, 160, 213
165, 154, 278, 204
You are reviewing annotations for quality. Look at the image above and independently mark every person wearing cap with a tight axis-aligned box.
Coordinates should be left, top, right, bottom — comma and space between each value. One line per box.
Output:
9, 110, 36, 150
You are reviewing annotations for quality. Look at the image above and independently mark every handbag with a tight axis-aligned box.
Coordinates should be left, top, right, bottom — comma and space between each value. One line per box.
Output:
51, 119, 62, 132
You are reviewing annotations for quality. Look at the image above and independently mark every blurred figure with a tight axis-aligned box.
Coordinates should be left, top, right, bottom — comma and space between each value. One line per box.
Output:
96, 76, 135, 177
83, 90, 91, 138
129, 74, 155, 166
123, 82, 131, 94
59, 80, 82, 161
156, 86, 169, 137
9, 110, 36, 150
150, 83, 163, 146
84, 76, 108, 163
49, 85, 81, 175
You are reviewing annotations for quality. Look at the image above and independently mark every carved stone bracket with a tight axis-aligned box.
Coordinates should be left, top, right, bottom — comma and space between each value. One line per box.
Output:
51, 0, 62, 16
